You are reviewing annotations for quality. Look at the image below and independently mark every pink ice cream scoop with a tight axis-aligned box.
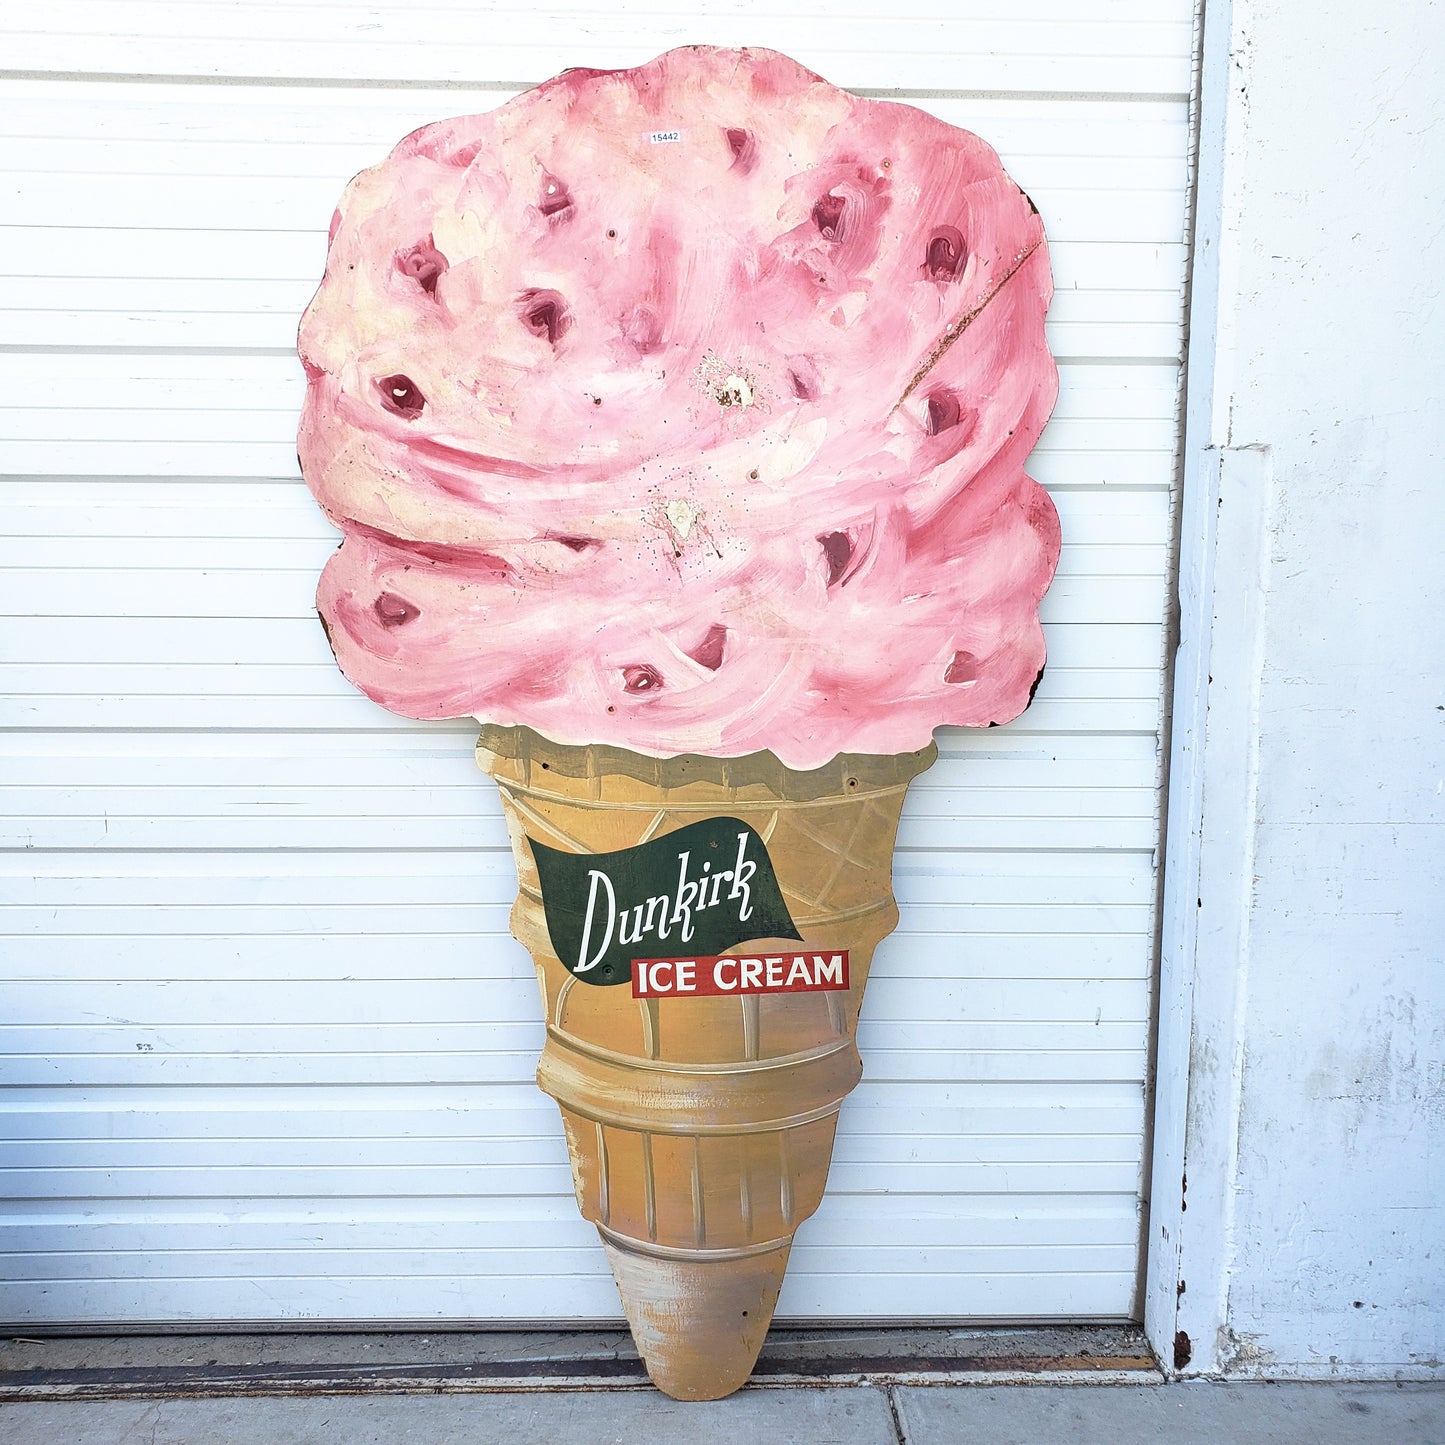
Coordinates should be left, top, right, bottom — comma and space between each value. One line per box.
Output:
298, 46, 1060, 769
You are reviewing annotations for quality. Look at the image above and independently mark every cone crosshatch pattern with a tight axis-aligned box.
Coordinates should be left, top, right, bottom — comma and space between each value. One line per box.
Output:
478, 727, 936, 1400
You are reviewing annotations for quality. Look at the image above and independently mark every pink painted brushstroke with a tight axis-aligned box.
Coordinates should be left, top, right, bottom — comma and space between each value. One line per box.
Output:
298, 46, 1060, 770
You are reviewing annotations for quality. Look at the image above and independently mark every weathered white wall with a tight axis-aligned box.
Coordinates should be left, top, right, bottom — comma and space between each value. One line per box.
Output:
0, 2, 1193, 1327
1150, 0, 1444, 1377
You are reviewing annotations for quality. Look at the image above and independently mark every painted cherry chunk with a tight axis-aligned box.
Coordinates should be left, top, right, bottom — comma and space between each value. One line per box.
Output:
299, 45, 1059, 770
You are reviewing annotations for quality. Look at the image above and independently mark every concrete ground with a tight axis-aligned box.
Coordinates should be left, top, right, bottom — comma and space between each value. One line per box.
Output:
3, 1382, 1444, 1444
2, 1330, 1440, 1443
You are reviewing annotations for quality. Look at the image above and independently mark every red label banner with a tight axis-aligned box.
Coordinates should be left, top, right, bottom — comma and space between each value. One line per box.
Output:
631, 951, 850, 999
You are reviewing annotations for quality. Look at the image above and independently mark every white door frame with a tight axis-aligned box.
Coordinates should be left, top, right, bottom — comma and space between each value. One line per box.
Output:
1144, 0, 1254, 1377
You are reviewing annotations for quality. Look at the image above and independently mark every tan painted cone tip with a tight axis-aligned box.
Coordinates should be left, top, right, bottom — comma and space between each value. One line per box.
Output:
601, 1236, 791, 1400
477, 725, 936, 1400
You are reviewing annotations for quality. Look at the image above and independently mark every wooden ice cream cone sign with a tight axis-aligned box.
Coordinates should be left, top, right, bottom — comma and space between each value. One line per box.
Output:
298, 47, 1058, 1399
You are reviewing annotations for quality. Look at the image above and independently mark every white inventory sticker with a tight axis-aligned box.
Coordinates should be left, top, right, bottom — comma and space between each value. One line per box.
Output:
649, 129, 683, 144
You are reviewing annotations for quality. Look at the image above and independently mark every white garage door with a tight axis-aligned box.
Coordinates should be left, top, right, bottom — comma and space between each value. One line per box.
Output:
0, 1, 1195, 1325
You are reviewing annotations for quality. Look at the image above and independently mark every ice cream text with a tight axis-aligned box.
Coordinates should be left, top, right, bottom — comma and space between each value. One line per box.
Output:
632, 951, 851, 998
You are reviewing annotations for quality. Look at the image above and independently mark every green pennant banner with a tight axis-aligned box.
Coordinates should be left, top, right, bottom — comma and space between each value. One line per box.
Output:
528, 817, 803, 987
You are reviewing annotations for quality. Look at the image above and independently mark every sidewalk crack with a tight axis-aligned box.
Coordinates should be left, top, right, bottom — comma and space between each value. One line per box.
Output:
886, 1382, 912, 1445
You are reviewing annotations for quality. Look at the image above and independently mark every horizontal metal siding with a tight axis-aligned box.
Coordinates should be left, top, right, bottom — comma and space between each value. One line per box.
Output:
12, 1, 1194, 93
0, 0, 1195, 1325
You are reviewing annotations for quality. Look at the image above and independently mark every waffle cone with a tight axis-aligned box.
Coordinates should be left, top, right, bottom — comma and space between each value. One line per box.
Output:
476, 725, 936, 1400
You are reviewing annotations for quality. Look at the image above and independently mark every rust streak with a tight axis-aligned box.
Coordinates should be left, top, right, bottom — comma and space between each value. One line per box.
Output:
691, 1137, 707, 1247
641, 1132, 658, 1242
892, 237, 1043, 412
596, 1120, 611, 1226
